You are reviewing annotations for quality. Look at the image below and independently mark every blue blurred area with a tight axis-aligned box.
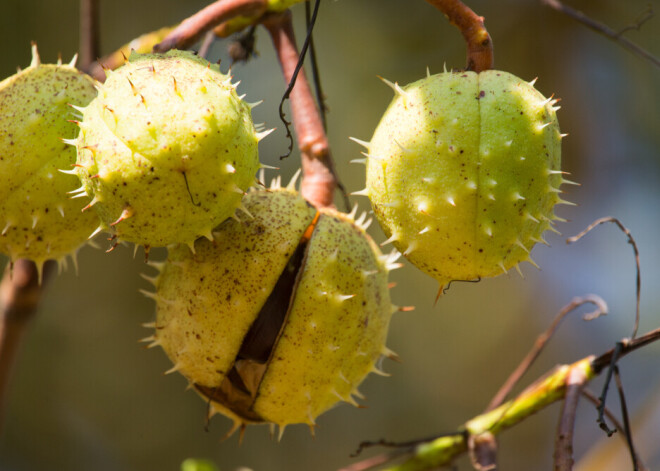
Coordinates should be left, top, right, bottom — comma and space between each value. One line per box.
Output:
0, 1, 658, 470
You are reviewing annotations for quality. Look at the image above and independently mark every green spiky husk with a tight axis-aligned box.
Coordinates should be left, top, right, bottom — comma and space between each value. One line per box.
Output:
365, 70, 565, 287
0, 47, 99, 267
75, 50, 260, 248
149, 188, 395, 429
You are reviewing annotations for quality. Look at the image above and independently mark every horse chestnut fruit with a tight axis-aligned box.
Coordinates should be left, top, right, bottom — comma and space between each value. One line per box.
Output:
142, 186, 400, 437
355, 70, 574, 289
73, 50, 265, 249
0, 44, 99, 273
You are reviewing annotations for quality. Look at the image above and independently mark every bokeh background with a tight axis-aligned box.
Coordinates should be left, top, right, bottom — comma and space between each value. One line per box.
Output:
1, 0, 659, 470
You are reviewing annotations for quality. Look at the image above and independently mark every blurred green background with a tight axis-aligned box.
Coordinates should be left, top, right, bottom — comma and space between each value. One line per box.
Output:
1, 0, 659, 470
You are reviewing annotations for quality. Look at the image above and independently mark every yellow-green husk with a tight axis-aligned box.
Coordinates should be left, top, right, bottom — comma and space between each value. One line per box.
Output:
0, 45, 99, 267
363, 70, 567, 288
149, 188, 396, 432
75, 50, 260, 248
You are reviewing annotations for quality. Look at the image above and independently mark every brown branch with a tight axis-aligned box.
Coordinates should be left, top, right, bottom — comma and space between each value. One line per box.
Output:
149, 1, 339, 208
79, 0, 100, 72
153, 0, 268, 53
541, 0, 660, 69
486, 294, 607, 412
553, 364, 587, 470
567, 217, 641, 339
0, 260, 52, 429
262, 11, 337, 209
591, 327, 660, 374
424, 0, 494, 71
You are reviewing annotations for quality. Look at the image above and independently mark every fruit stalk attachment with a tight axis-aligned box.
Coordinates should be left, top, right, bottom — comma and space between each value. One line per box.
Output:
153, 0, 269, 52
425, 0, 494, 72
262, 10, 338, 209
152, 0, 307, 52
151, 3, 338, 209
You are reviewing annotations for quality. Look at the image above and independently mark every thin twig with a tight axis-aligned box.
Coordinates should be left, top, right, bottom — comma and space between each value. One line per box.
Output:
198, 30, 216, 59
542, 0, 660, 69
581, 388, 649, 471
567, 217, 641, 340
305, 0, 327, 131
616, 5, 654, 36
341, 447, 412, 471
553, 364, 588, 471
302, 1, 350, 211
613, 366, 639, 471
350, 433, 460, 459
79, 0, 100, 73
270, 0, 320, 161
154, 0, 268, 52
0, 260, 53, 429
596, 341, 624, 436
486, 294, 607, 412
346, 358, 596, 471
581, 388, 624, 435
591, 328, 660, 373
344, 328, 660, 471
262, 11, 338, 209
424, 0, 494, 71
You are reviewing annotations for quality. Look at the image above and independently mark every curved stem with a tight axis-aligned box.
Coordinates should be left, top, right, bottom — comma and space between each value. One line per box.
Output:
542, 0, 660, 69
553, 365, 587, 470
154, 0, 268, 52
567, 217, 641, 340
486, 294, 607, 412
424, 0, 494, 71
